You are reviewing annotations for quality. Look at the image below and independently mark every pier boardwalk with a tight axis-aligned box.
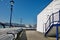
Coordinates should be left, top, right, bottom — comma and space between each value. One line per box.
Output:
18, 30, 60, 40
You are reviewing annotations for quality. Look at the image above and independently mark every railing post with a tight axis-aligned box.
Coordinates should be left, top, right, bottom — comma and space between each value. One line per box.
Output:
56, 24, 59, 40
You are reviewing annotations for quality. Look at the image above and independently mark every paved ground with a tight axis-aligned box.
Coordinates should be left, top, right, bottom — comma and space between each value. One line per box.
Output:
25, 30, 56, 40
18, 30, 60, 40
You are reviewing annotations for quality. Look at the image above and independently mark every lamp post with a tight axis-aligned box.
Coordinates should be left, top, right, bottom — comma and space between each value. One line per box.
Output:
10, 0, 14, 27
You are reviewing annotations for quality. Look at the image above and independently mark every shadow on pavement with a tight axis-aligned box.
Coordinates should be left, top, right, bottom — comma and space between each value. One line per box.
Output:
18, 30, 27, 40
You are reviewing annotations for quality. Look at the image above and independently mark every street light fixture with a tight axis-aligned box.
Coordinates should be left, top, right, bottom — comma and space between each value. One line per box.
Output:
10, 0, 14, 27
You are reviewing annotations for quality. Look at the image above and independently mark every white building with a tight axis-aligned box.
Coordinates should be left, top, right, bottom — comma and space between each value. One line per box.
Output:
37, 0, 60, 33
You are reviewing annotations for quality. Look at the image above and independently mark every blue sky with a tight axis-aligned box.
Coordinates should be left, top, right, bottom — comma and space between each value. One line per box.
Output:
0, 0, 52, 24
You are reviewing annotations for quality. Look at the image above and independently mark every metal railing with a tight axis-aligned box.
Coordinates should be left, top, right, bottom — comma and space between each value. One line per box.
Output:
45, 10, 60, 32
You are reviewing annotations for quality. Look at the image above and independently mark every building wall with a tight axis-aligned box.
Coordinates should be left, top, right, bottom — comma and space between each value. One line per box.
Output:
37, 0, 60, 33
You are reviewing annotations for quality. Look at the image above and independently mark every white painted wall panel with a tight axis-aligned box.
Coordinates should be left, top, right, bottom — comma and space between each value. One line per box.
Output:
37, 0, 60, 33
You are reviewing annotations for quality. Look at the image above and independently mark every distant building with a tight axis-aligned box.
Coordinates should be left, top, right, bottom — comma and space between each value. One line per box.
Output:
37, 0, 60, 33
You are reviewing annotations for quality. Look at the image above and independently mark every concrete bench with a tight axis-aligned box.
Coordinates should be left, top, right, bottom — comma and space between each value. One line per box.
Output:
0, 27, 23, 40
7, 28, 23, 39
0, 34, 14, 40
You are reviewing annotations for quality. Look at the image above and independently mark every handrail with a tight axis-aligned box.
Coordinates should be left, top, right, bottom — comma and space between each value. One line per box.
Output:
45, 10, 60, 32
